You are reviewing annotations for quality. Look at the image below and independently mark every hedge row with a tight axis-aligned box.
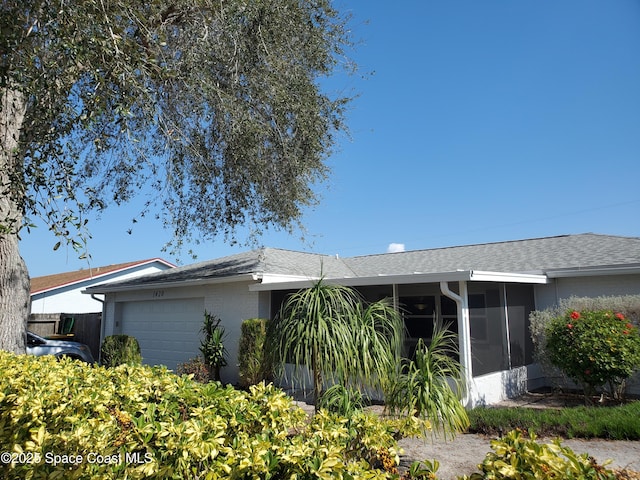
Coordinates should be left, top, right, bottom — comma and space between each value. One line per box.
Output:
0, 351, 425, 479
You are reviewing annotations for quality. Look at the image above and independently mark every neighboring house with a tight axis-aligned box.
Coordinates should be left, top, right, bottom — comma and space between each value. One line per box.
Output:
86, 234, 640, 406
31, 258, 175, 314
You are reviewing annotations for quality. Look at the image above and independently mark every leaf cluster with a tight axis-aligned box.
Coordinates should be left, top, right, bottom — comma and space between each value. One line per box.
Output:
175, 356, 209, 383
545, 309, 640, 397
266, 280, 404, 405
237, 318, 272, 389
460, 429, 617, 480
317, 384, 365, 417
1, 0, 355, 251
199, 311, 227, 379
385, 321, 469, 438
530, 295, 640, 391
100, 334, 142, 367
0, 351, 425, 479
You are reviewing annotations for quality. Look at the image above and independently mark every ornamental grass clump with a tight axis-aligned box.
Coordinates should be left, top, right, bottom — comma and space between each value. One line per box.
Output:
546, 309, 640, 400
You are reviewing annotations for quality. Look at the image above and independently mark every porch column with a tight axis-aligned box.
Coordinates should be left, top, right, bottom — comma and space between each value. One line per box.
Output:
440, 280, 473, 407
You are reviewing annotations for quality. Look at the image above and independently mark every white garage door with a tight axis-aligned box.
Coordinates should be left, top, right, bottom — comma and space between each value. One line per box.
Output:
120, 298, 204, 371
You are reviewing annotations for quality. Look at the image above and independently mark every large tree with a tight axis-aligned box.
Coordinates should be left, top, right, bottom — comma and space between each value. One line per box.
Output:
0, 0, 353, 352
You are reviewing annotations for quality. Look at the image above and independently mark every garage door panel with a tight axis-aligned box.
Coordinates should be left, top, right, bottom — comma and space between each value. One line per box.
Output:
120, 298, 204, 371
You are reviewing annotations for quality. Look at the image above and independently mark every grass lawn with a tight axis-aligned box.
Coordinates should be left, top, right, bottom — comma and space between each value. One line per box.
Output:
468, 398, 640, 440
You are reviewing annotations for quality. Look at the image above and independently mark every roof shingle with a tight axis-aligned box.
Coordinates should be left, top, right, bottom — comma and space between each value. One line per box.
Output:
86, 234, 640, 292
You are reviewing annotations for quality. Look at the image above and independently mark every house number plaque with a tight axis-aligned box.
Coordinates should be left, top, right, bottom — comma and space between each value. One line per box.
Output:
153, 290, 165, 299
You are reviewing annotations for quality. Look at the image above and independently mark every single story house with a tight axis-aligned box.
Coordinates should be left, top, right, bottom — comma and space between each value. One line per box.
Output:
86, 233, 640, 406
31, 258, 175, 315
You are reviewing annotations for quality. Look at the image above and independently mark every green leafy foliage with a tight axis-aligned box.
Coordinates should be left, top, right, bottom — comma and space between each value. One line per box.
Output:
530, 295, 640, 389
386, 322, 469, 438
237, 318, 271, 389
199, 311, 227, 382
1, 0, 354, 250
317, 384, 365, 417
401, 460, 440, 479
1, 0, 355, 354
0, 351, 427, 479
461, 429, 617, 479
267, 279, 404, 407
546, 309, 640, 398
100, 335, 142, 367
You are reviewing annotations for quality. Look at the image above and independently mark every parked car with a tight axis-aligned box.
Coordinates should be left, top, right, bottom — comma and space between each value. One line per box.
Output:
26, 331, 95, 363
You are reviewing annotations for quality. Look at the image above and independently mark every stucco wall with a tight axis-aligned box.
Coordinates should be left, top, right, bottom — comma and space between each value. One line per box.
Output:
203, 281, 264, 383
535, 274, 640, 311
101, 280, 265, 384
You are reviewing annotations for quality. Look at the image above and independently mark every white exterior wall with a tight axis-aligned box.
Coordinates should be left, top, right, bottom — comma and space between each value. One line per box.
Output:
31, 264, 172, 314
535, 274, 640, 311
469, 366, 529, 407
203, 281, 264, 383
101, 280, 265, 385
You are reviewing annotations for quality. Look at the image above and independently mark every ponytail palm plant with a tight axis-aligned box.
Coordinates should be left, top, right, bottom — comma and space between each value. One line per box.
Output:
386, 321, 469, 438
267, 279, 403, 408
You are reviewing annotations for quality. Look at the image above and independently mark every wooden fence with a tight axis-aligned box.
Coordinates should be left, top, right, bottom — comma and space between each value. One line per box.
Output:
28, 313, 102, 361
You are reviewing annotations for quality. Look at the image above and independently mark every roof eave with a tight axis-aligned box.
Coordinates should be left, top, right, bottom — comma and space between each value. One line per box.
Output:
84, 273, 261, 294
31, 258, 176, 295
545, 264, 640, 278
250, 270, 549, 292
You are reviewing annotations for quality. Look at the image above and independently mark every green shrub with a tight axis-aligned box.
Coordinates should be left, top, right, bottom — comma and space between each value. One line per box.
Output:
176, 356, 209, 383
460, 429, 617, 479
530, 295, 640, 389
0, 351, 428, 479
546, 309, 640, 399
199, 311, 227, 381
100, 334, 142, 367
237, 318, 271, 389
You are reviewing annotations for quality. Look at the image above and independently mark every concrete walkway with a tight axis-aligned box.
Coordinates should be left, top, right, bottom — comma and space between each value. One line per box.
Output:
398, 433, 640, 479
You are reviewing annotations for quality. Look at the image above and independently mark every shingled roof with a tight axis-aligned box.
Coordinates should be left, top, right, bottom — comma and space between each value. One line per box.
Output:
86, 248, 355, 290
344, 233, 640, 277
86, 234, 640, 293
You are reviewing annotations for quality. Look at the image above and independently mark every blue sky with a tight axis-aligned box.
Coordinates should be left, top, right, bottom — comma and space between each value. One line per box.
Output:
21, 0, 640, 277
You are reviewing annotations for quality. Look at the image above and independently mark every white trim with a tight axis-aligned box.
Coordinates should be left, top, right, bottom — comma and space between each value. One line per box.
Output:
545, 264, 640, 278
468, 271, 549, 284
249, 270, 549, 292
31, 258, 176, 295
84, 273, 260, 294
502, 284, 512, 370
440, 280, 473, 408
260, 273, 320, 284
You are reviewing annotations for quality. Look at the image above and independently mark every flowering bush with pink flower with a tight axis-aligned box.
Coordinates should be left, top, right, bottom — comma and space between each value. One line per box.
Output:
546, 309, 640, 399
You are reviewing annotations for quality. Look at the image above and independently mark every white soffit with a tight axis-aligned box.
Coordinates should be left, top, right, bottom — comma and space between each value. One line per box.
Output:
249, 270, 549, 292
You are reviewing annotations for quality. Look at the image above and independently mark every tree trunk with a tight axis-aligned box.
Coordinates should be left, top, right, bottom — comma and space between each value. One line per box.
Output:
0, 88, 30, 354
312, 345, 323, 410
